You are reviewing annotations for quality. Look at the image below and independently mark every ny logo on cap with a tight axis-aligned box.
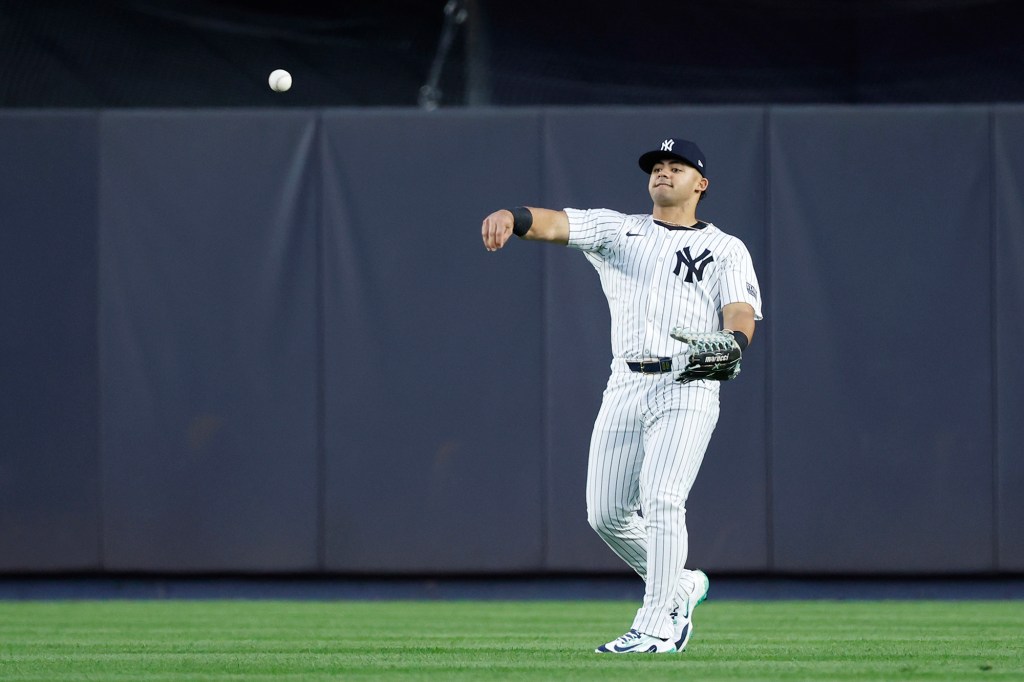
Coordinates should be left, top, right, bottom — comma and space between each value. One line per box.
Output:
661, 139, 675, 151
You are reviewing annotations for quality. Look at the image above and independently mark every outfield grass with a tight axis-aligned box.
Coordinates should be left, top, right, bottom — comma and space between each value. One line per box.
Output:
0, 600, 1021, 681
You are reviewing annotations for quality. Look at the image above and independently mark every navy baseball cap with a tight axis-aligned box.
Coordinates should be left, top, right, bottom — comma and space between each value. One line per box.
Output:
638, 138, 706, 176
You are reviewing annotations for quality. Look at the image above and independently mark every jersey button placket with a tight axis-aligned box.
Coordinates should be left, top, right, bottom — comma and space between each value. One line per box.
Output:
644, 284, 659, 355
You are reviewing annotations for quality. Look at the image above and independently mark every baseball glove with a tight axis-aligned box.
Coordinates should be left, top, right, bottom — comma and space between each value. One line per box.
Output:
669, 328, 743, 384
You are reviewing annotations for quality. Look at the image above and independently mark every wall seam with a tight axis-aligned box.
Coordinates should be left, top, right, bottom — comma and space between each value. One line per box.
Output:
763, 105, 775, 573
539, 110, 550, 571
95, 110, 106, 571
989, 106, 1000, 572
314, 111, 327, 571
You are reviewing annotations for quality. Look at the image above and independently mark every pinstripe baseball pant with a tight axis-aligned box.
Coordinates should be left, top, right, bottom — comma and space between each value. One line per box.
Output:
586, 359, 720, 639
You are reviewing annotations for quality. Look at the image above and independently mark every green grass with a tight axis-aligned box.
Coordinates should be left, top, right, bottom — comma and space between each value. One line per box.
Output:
0, 600, 1022, 681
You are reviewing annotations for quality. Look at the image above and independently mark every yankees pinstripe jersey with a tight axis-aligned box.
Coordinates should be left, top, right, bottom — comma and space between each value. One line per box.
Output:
565, 208, 763, 361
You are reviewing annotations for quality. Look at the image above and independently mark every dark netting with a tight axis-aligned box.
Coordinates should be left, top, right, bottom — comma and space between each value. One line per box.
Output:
482, 0, 1024, 105
1, 0, 1022, 107
0, 0, 463, 107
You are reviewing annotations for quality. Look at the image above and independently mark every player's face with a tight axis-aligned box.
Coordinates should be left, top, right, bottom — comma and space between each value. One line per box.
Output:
648, 159, 707, 206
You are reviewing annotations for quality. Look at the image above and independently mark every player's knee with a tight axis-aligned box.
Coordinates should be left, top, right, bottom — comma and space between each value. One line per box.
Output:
587, 505, 630, 536
644, 489, 687, 514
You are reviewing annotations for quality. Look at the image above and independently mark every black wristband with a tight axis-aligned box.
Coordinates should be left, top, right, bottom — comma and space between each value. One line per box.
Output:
730, 330, 749, 351
508, 206, 533, 237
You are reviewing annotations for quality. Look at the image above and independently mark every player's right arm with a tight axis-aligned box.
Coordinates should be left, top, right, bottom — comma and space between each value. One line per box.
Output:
481, 207, 569, 251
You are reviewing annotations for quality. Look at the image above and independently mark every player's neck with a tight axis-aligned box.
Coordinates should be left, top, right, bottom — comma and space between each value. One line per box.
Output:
652, 206, 698, 226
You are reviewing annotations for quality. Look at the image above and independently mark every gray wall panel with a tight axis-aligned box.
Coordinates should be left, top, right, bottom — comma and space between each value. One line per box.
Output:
1, 105, 1021, 575
770, 107, 994, 572
994, 106, 1024, 570
321, 111, 547, 572
98, 111, 320, 571
0, 112, 100, 570
540, 108, 770, 572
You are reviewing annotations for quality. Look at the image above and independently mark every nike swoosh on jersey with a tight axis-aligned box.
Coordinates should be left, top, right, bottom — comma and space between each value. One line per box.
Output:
625, 231, 643, 237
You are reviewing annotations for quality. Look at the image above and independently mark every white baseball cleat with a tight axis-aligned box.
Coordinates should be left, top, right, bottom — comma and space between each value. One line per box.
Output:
595, 628, 676, 654
671, 569, 710, 652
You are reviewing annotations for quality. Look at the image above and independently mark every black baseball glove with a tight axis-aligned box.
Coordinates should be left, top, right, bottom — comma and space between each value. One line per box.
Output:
669, 328, 743, 384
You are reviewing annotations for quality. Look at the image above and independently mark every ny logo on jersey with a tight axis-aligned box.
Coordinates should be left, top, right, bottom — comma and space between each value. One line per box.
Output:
673, 246, 714, 283
661, 139, 675, 151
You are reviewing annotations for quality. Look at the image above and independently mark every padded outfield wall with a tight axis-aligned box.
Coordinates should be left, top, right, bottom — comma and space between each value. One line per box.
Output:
1, 106, 1022, 575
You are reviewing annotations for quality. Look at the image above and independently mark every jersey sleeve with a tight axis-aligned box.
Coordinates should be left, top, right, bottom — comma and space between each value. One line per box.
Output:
719, 239, 764, 320
564, 208, 626, 255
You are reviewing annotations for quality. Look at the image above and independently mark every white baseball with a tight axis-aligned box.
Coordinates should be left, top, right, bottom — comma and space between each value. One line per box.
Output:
268, 69, 292, 92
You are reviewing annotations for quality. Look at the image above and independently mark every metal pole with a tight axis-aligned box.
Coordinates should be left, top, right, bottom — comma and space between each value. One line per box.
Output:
418, 0, 468, 110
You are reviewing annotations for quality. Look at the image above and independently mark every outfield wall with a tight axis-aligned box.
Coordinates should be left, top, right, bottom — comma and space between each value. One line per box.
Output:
1, 106, 1022, 575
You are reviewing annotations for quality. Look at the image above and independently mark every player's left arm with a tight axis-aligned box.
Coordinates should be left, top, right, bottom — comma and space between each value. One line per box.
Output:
722, 302, 756, 345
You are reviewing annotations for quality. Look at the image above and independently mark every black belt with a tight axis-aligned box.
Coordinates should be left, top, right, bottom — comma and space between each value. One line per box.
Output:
626, 357, 673, 374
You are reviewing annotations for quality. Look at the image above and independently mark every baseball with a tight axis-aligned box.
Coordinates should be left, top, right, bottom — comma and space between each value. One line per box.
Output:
268, 69, 292, 92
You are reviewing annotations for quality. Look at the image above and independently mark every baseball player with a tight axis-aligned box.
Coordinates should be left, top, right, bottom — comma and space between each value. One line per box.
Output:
481, 138, 762, 653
